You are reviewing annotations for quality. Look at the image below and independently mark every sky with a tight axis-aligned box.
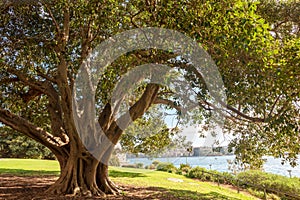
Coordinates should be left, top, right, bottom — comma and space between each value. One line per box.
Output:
178, 125, 231, 147
163, 108, 231, 147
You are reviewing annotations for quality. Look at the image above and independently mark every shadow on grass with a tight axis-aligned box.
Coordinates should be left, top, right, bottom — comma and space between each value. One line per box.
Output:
127, 186, 243, 200
0, 173, 245, 200
0, 168, 60, 176
109, 170, 146, 178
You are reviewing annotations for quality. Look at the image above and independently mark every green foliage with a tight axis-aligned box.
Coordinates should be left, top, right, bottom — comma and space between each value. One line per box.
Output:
179, 163, 192, 174
226, 0, 300, 168
187, 166, 235, 184
179, 163, 191, 170
136, 163, 144, 169
237, 170, 300, 198
175, 170, 182, 175
221, 172, 236, 185
0, 127, 55, 159
187, 167, 211, 181
156, 162, 177, 173
144, 164, 156, 170
187, 167, 204, 179
0, 0, 299, 171
120, 107, 186, 157
152, 160, 160, 166
186, 166, 300, 199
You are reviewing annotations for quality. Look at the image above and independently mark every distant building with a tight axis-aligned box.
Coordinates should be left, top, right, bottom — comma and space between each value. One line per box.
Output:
192, 146, 232, 156
193, 147, 201, 156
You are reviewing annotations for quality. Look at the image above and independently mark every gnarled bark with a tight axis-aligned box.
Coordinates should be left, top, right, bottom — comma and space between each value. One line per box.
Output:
47, 144, 118, 197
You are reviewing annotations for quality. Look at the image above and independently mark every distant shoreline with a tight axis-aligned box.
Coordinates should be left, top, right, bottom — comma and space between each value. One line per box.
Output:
128, 155, 300, 178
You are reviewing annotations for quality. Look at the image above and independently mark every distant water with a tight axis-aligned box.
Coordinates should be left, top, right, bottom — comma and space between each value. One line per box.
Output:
128, 155, 300, 178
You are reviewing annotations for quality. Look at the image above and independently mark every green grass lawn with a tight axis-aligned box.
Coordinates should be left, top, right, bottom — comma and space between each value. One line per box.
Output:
0, 159, 256, 199
0, 158, 60, 175
109, 167, 256, 200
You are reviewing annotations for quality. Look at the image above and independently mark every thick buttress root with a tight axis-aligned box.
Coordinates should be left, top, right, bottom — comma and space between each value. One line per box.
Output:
46, 156, 120, 197
97, 163, 120, 195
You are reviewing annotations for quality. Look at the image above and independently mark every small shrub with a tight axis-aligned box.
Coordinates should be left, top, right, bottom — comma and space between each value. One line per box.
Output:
204, 173, 212, 181
267, 193, 281, 200
176, 170, 183, 175
185, 167, 300, 199
179, 163, 192, 174
152, 160, 160, 166
187, 166, 206, 179
136, 163, 144, 169
187, 167, 235, 184
211, 173, 226, 184
179, 163, 191, 170
181, 167, 191, 174
145, 164, 156, 170
222, 172, 235, 184
247, 188, 265, 199
237, 170, 300, 199
156, 162, 177, 173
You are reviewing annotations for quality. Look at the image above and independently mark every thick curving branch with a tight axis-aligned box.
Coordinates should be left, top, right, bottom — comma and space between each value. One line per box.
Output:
6, 67, 58, 100
0, 108, 68, 152
153, 97, 182, 112
106, 83, 160, 144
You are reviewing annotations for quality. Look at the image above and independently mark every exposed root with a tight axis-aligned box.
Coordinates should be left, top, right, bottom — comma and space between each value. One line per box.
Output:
45, 148, 121, 197
45, 163, 107, 197
107, 177, 121, 194
47, 184, 106, 197
96, 163, 121, 195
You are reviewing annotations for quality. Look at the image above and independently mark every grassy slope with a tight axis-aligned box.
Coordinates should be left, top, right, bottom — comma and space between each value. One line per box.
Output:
0, 159, 256, 199
109, 167, 256, 200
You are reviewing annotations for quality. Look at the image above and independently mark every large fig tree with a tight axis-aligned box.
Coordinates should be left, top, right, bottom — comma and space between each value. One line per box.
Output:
0, 0, 299, 197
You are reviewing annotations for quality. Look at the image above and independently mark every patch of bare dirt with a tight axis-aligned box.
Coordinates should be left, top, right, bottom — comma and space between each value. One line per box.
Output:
0, 175, 177, 200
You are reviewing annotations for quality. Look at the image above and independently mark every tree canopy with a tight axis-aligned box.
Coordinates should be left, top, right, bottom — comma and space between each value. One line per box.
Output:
0, 0, 299, 196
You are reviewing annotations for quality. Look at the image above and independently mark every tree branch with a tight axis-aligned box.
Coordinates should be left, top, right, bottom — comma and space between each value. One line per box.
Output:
209, 99, 266, 123
98, 103, 113, 132
153, 97, 182, 112
128, 83, 160, 121
107, 83, 160, 144
0, 108, 67, 151
0, 77, 19, 84
6, 67, 56, 98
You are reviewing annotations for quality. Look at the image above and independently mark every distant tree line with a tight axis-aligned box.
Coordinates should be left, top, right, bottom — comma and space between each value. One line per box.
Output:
0, 126, 55, 159
0, 126, 122, 166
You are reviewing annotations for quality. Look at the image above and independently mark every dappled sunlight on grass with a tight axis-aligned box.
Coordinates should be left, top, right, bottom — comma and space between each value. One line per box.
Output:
109, 167, 256, 200
0, 159, 257, 199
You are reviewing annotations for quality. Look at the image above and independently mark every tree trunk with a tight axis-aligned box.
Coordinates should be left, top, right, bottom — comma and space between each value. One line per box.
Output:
45, 84, 161, 197
47, 145, 119, 197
